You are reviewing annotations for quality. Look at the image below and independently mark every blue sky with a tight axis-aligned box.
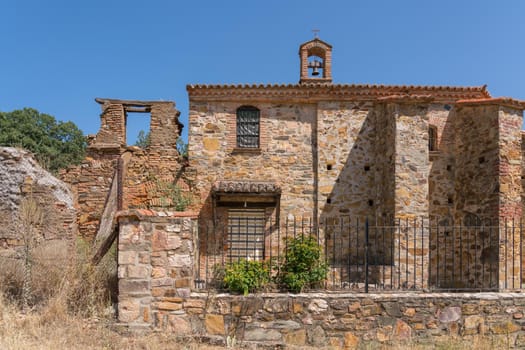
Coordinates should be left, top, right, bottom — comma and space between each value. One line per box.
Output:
1, 1, 525, 143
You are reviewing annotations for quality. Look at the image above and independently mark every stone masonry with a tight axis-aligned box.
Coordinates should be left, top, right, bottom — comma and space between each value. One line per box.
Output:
117, 212, 525, 348
187, 38, 525, 290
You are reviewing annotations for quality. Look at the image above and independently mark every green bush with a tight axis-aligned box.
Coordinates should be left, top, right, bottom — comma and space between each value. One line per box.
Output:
279, 235, 328, 293
223, 259, 270, 295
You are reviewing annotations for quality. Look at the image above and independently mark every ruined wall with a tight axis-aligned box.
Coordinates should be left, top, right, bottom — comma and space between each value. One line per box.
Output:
65, 99, 185, 240
0, 147, 76, 251
123, 103, 185, 210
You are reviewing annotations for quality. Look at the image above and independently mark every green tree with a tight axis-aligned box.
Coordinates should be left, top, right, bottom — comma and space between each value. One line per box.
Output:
134, 130, 151, 149
0, 108, 86, 172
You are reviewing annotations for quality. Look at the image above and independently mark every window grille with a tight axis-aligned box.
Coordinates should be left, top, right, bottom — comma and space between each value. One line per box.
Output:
227, 209, 265, 261
236, 106, 260, 148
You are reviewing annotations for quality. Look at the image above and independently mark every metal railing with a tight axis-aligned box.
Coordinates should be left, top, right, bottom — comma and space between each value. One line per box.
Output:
196, 216, 524, 292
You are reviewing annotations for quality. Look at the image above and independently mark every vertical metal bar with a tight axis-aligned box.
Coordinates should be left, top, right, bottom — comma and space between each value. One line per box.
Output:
505, 217, 508, 289
489, 219, 492, 288
269, 215, 272, 268
252, 216, 257, 260
340, 217, 344, 288
446, 220, 450, 287
421, 217, 424, 290
413, 218, 417, 289
519, 218, 523, 289
332, 219, 336, 288
390, 219, 394, 289
285, 216, 289, 262
205, 224, 209, 287
474, 221, 478, 287
242, 217, 246, 261
459, 219, 463, 288
293, 216, 297, 239
301, 216, 305, 239
324, 219, 328, 289
451, 224, 456, 286
221, 225, 225, 269
355, 217, 359, 288
382, 218, 386, 289
436, 221, 440, 288
405, 218, 408, 289
372, 216, 379, 289
466, 223, 470, 289
348, 217, 351, 289
398, 218, 401, 289
365, 217, 369, 293
277, 215, 281, 276
482, 220, 485, 288
227, 220, 233, 263
513, 217, 516, 289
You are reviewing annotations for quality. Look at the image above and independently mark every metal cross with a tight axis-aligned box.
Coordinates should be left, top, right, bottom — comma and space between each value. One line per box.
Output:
312, 29, 320, 38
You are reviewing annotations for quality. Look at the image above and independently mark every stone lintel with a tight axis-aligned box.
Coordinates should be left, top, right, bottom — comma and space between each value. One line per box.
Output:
95, 97, 176, 108
212, 180, 281, 194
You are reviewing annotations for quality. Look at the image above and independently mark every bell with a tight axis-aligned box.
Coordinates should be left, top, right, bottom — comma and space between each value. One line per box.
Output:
308, 58, 323, 77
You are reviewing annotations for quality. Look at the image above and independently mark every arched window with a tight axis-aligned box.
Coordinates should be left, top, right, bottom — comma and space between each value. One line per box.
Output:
236, 106, 260, 148
429, 125, 437, 151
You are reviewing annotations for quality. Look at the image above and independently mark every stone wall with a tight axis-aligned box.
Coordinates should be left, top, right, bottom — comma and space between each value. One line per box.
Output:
117, 211, 525, 349
189, 101, 317, 220
188, 87, 525, 292
167, 292, 525, 349
117, 210, 198, 330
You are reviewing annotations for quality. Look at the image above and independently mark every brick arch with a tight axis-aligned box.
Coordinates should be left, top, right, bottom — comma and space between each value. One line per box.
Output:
299, 38, 333, 84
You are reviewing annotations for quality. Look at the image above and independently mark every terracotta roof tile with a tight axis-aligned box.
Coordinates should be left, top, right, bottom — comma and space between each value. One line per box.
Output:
456, 97, 525, 110
187, 83, 490, 103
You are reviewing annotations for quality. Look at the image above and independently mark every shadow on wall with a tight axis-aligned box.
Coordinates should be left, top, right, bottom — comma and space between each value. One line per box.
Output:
428, 106, 500, 290
318, 103, 396, 284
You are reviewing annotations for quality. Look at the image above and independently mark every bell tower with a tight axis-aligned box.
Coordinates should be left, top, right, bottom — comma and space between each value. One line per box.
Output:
299, 37, 333, 84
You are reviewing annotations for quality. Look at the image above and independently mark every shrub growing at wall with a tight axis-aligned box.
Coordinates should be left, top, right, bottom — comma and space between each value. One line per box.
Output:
223, 259, 270, 295
278, 235, 328, 293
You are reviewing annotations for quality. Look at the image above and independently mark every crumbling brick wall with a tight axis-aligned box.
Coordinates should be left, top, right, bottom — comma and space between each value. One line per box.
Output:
63, 98, 189, 240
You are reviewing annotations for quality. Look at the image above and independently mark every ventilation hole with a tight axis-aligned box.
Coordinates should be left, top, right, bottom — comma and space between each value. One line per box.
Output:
446, 165, 452, 171
327, 164, 332, 171
364, 165, 370, 171
444, 104, 452, 111
479, 156, 485, 164
327, 198, 332, 204
368, 199, 374, 207
448, 197, 453, 204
